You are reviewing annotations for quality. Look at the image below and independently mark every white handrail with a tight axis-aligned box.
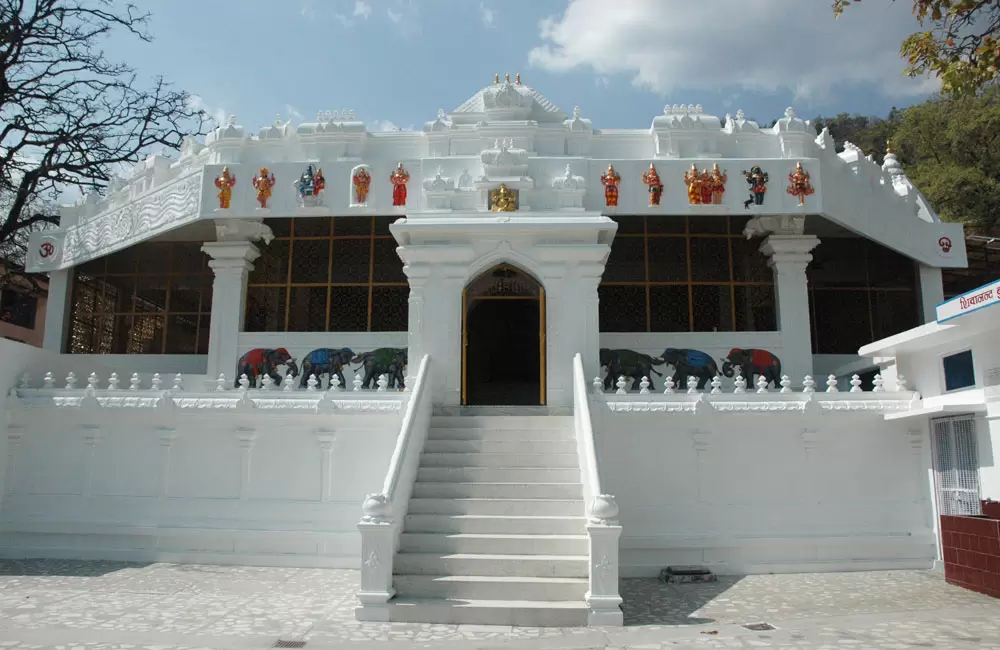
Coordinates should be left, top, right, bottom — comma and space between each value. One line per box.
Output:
381, 354, 431, 500
573, 353, 602, 503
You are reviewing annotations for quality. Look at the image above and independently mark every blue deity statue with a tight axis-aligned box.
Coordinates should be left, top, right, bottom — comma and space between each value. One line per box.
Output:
296, 165, 326, 206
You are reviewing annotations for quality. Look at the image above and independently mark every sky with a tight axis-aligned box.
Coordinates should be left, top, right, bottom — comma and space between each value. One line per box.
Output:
105, 0, 938, 137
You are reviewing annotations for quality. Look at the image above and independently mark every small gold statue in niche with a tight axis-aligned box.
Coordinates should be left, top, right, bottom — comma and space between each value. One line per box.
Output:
490, 184, 517, 212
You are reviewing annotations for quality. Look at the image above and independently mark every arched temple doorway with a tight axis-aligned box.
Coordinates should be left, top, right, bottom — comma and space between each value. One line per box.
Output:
462, 264, 546, 406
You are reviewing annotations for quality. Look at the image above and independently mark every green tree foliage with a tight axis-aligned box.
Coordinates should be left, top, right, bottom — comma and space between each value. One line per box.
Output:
834, 0, 1000, 97
812, 111, 902, 158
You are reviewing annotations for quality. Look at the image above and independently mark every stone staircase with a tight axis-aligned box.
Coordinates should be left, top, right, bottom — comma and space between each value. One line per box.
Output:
387, 413, 590, 626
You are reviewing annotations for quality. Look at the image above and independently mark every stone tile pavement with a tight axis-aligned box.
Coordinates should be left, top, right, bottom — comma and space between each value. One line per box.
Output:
0, 560, 998, 649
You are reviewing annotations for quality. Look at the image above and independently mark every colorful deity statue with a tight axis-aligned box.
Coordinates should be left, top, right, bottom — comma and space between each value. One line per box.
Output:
600, 163, 621, 207
490, 184, 517, 212
698, 168, 714, 204
786, 161, 815, 206
709, 164, 727, 205
353, 167, 371, 205
214, 167, 236, 209
295, 165, 326, 206
683, 164, 703, 204
390, 162, 410, 207
252, 167, 275, 209
641, 163, 663, 206
742, 165, 769, 209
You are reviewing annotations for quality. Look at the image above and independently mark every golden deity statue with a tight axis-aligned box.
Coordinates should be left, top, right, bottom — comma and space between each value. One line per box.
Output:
786, 161, 815, 206
353, 167, 372, 205
709, 163, 728, 205
641, 163, 663, 206
214, 167, 236, 209
251, 167, 275, 209
490, 184, 517, 212
601, 163, 621, 207
683, 164, 703, 204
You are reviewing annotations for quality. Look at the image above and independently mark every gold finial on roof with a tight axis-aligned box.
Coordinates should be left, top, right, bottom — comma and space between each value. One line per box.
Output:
505, 73, 510, 83
494, 73, 499, 84
886, 139, 895, 154
515, 73, 521, 85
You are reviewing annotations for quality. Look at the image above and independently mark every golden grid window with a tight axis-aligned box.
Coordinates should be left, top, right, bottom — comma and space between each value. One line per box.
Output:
599, 215, 776, 332
244, 216, 408, 332
67, 242, 212, 354
808, 237, 919, 354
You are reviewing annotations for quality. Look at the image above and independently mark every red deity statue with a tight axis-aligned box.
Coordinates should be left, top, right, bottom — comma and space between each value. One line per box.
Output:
641, 163, 663, 206
601, 163, 621, 207
353, 167, 371, 205
709, 164, 727, 205
698, 168, 713, 204
390, 162, 410, 207
786, 161, 815, 206
214, 167, 236, 209
252, 167, 275, 209
683, 164, 703, 204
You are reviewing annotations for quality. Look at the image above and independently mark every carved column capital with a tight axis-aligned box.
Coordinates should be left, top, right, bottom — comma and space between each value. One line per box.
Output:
743, 214, 806, 239
759, 234, 820, 272
213, 217, 274, 244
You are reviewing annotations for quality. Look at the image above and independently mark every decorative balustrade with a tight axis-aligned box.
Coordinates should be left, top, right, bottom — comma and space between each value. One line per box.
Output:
592, 372, 918, 414
10, 369, 407, 413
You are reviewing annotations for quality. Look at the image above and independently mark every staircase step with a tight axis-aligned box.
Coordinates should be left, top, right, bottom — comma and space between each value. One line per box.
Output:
427, 427, 574, 441
393, 574, 589, 601
394, 552, 588, 578
423, 439, 577, 454
430, 415, 573, 430
420, 452, 579, 468
361, 597, 589, 627
399, 533, 589, 555
408, 498, 583, 516
412, 481, 583, 499
417, 466, 581, 484
404, 514, 587, 535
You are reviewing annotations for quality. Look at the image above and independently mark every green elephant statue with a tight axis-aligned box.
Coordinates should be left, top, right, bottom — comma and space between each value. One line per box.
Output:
599, 348, 664, 391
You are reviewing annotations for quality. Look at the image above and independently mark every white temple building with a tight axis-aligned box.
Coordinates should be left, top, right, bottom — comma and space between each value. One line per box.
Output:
0, 75, 970, 626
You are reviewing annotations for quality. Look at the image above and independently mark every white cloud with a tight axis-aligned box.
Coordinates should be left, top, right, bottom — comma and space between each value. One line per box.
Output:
387, 7, 402, 23
186, 95, 227, 127
480, 2, 496, 28
284, 104, 304, 122
371, 120, 414, 132
353, 0, 372, 19
528, 0, 939, 102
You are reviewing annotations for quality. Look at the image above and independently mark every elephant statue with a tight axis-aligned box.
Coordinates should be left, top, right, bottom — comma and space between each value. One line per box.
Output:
721, 348, 782, 388
299, 347, 355, 388
352, 347, 408, 390
599, 348, 664, 391
235, 348, 298, 388
658, 348, 719, 390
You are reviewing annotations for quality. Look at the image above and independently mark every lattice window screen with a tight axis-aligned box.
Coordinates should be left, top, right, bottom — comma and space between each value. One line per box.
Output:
933, 416, 982, 516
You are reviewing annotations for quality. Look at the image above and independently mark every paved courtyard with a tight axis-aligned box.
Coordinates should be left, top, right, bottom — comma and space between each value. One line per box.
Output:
0, 561, 998, 649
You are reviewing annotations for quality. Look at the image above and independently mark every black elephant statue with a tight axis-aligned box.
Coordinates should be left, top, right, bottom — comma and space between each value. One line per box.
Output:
352, 347, 408, 390
659, 348, 719, 390
299, 347, 355, 388
235, 347, 298, 388
722, 347, 782, 388
599, 348, 664, 391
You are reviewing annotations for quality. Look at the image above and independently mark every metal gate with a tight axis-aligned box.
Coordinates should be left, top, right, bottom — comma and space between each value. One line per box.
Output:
932, 415, 982, 516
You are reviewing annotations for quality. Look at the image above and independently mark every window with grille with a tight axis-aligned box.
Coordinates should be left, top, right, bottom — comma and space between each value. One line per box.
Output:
933, 416, 982, 516
943, 350, 976, 392
0, 289, 37, 329
807, 237, 920, 353
244, 216, 408, 333
67, 242, 212, 354
599, 214, 775, 332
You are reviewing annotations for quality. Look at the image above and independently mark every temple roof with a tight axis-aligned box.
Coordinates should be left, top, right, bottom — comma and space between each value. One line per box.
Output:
450, 75, 567, 123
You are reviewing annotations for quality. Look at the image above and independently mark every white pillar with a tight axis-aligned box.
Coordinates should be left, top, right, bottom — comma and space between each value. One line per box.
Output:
42, 269, 73, 352
759, 234, 820, 386
201, 241, 260, 381
918, 264, 945, 324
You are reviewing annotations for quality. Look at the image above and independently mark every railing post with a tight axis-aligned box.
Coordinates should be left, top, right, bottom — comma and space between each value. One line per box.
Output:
356, 493, 395, 621
586, 495, 623, 625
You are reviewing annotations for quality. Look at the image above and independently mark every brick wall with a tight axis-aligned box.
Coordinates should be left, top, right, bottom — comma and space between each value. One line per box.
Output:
941, 514, 1000, 598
